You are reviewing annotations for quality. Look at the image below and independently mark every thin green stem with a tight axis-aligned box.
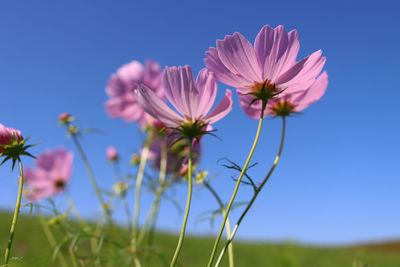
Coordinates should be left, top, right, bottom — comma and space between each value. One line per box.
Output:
113, 161, 132, 232
4, 159, 24, 265
137, 190, 162, 246
207, 115, 264, 267
146, 139, 168, 246
214, 117, 286, 267
71, 135, 111, 223
131, 130, 152, 247
39, 213, 68, 267
170, 139, 193, 267
203, 181, 234, 267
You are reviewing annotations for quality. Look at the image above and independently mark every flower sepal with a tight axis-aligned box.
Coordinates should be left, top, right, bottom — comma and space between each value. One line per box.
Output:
173, 120, 216, 142
241, 80, 284, 110
0, 135, 36, 170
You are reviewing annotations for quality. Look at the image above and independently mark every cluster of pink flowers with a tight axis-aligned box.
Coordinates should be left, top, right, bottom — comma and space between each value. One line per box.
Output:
1, 24, 328, 267
102, 24, 327, 179
106, 25, 327, 131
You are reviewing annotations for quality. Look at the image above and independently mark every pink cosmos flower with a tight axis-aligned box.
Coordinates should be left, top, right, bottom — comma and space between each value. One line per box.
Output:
24, 148, 73, 202
106, 146, 118, 162
205, 25, 327, 119
0, 123, 22, 153
135, 65, 233, 137
105, 60, 163, 126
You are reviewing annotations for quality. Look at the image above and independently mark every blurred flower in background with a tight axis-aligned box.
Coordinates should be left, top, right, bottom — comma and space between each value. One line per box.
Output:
105, 60, 164, 126
23, 148, 73, 202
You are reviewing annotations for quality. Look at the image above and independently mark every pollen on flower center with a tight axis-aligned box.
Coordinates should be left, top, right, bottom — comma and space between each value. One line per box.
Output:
54, 179, 66, 190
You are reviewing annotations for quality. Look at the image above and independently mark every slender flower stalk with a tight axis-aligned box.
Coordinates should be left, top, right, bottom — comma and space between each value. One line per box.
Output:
203, 180, 234, 267
207, 106, 265, 267
70, 135, 112, 223
131, 129, 152, 247
111, 157, 132, 232
4, 160, 24, 265
136, 65, 232, 265
170, 139, 193, 267
137, 139, 168, 246
215, 117, 286, 266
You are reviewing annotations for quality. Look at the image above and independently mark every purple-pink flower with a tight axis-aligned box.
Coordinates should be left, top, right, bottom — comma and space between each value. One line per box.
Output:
0, 123, 22, 154
135, 66, 233, 137
105, 60, 163, 126
205, 25, 327, 119
24, 148, 73, 202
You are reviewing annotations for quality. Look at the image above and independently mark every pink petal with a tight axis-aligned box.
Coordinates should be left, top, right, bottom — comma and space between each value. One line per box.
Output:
294, 71, 328, 111
105, 74, 129, 97
105, 95, 144, 122
117, 60, 144, 83
276, 50, 326, 94
135, 84, 183, 128
51, 148, 73, 182
142, 60, 163, 92
204, 47, 251, 88
36, 151, 56, 171
216, 32, 262, 85
238, 93, 263, 119
162, 66, 198, 118
254, 25, 300, 81
205, 90, 233, 124
194, 69, 217, 118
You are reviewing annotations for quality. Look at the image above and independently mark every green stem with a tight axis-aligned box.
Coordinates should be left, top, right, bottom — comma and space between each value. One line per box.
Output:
207, 115, 264, 267
131, 130, 152, 247
113, 162, 132, 233
39, 213, 68, 267
214, 116, 286, 267
170, 138, 193, 267
71, 135, 111, 223
203, 181, 234, 267
4, 159, 24, 265
146, 139, 168, 247
137, 190, 162, 246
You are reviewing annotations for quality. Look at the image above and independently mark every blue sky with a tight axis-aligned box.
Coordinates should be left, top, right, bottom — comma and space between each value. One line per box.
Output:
1, 0, 399, 244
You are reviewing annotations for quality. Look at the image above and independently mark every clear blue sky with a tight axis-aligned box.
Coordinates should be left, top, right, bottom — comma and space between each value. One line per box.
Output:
1, 0, 399, 244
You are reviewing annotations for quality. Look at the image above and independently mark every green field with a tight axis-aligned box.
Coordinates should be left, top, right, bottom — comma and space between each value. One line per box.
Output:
1, 212, 399, 266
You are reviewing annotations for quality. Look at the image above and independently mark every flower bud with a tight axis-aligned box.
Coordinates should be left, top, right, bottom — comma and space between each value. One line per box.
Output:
195, 170, 208, 184
130, 153, 141, 165
113, 181, 129, 196
0, 124, 22, 154
68, 125, 79, 135
106, 146, 118, 162
59, 113, 74, 125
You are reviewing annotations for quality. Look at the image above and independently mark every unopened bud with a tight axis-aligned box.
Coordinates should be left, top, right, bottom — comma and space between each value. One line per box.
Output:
106, 146, 118, 162
59, 113, 74, 125
130, 153, 140, 165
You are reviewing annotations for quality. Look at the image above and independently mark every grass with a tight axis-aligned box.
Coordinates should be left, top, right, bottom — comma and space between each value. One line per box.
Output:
1, 211, 399, 266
